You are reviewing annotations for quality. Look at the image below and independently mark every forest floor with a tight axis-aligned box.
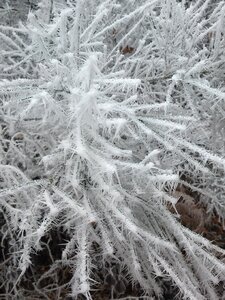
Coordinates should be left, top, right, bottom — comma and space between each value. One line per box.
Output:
1, 185, 223, 300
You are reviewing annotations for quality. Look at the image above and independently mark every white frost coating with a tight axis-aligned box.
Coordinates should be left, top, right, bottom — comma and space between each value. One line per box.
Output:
1, 0, 225, 299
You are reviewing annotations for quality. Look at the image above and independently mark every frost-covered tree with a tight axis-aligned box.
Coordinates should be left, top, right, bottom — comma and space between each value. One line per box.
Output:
1, 0, 225, 299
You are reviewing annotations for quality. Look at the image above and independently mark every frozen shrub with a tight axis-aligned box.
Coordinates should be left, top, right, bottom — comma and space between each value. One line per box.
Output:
1, 0, 225, 299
